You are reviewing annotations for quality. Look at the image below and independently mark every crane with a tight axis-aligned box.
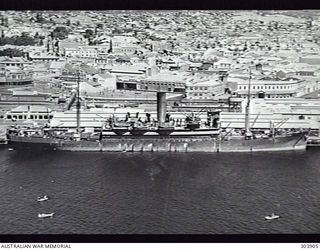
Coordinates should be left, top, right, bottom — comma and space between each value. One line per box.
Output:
250, 112, 261, 129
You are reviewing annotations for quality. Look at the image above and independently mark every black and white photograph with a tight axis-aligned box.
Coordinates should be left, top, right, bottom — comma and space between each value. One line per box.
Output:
0, 7, 320, 244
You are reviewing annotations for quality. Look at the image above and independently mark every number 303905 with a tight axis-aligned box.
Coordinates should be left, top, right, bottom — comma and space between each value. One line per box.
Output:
301, 244, 318, 248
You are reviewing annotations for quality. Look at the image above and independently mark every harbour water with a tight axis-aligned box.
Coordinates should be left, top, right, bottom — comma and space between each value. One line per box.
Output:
0, 146, 320, 234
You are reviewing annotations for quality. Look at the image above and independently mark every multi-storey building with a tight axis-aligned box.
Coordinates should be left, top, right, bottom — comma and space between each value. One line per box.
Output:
186, 79, 225, 100
4, 105, 53, 123
64, 46, 98, 58
235, 77, 306, 99
0, 57, 33, 86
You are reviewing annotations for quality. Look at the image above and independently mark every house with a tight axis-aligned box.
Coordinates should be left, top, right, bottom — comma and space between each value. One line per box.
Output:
0, 65, 33, 86
112, 45, 137, 55
28, 52, 59, 62
299, 56, 320, 65
213, 58, 233, 69
107, 65, 147, 78
4, 105, 52, 123
32, 63, 49, 77
0, 57, 32, 68
235, 77, 306, 99
186, 78, 225, 100
48, 61, 66, 74
90, 73, 117, 90
292, 63, 319, 77
64, 46, 98, 58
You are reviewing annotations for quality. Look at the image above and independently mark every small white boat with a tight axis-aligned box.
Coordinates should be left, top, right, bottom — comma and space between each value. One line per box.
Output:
37, 195, 49, 202
38, 213, 54, 218
8, 148, 14, 151
265, 213, 280, 220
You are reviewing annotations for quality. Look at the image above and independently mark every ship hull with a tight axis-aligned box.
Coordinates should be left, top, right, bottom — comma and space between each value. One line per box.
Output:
306, 136, 320, 148
219, 134, 306, 152
8, 133, 306, 152
8, 136, 58, 150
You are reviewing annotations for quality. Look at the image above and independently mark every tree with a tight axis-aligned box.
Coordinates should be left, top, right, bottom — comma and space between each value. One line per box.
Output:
0, 17, 8, 27
17, 36, 35, 46
96, 23, 103, 29
52, 26, 69, 40
21, 32, 29, 38
0, 33, 36, 46
112, 28, 123, 35
84, 29, 94, 39
36, 13, 44, 23
0, 48, 24, 57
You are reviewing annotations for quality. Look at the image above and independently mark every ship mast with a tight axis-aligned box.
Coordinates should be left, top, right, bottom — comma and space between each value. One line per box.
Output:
76, 70, 81, 134
244, 68, 252, 133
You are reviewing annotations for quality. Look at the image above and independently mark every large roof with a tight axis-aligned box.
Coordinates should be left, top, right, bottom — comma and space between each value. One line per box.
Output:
0, 57, 30, 64
11, 105, 51, 113
192, 79, 221, 86
49, 61, 66, 69
145, 72, 185, 82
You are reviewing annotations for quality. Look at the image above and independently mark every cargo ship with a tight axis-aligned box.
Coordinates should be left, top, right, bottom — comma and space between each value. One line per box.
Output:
7, 70, 307, 152
7, 128, 306, 152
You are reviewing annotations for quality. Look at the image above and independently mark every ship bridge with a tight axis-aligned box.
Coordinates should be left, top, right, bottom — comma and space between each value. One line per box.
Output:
117, 78, 186, 125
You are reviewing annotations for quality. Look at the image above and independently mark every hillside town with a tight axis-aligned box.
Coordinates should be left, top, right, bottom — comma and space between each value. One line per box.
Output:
1, 10, 320, 144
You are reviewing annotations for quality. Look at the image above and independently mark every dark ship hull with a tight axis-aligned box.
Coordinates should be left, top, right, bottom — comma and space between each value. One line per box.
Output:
8, 132, 306, 152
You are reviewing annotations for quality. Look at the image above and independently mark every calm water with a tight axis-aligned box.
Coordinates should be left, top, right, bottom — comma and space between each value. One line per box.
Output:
0, 146, 320, 234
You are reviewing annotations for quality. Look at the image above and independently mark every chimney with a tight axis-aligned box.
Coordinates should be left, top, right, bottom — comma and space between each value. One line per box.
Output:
108, 39, 113, 53
256, 63, 262, 71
